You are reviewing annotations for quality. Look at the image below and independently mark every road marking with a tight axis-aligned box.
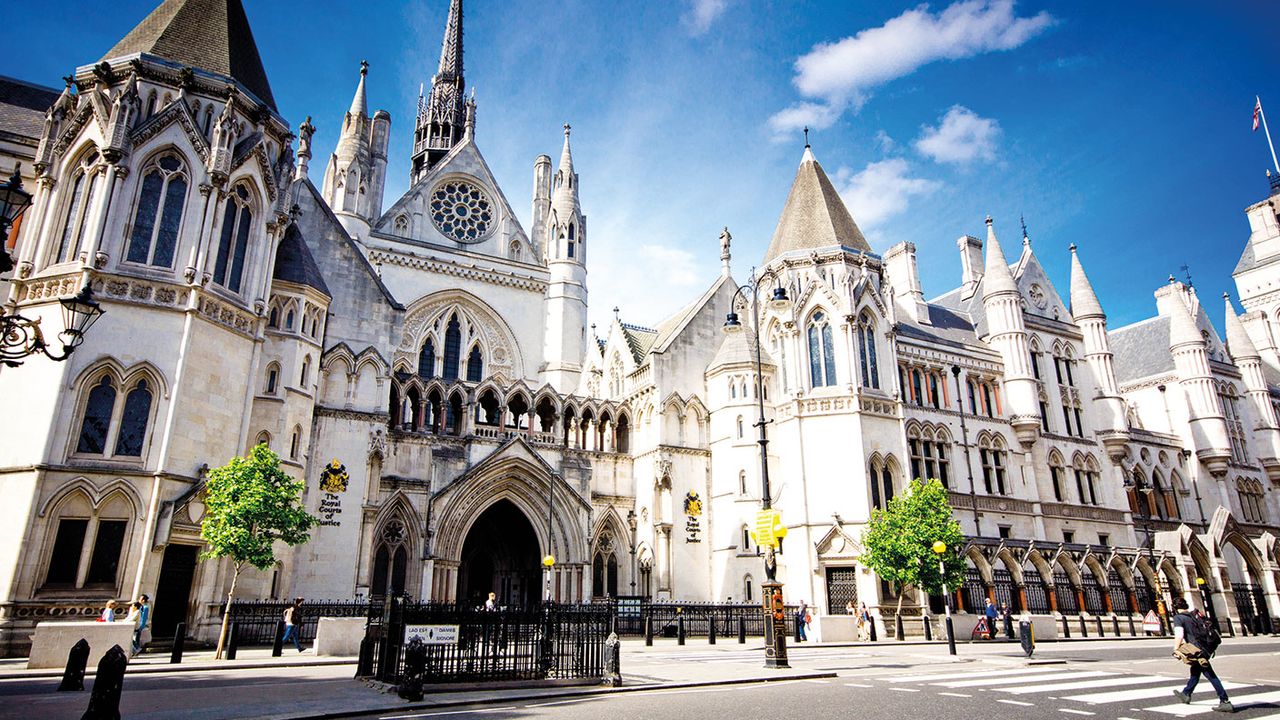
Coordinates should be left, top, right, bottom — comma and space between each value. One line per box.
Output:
1143, 689, 1280, 716
523, 698, 598, 708
938, 671, 1112, 689
1058, 710, 1095, 716
890, 687, 921, 692
844, 683, 873, 688
1000, 675, 1175, 695
998, 699, 1035, 706
889, 667, 1058, 683
382, 709, 510, 719
938, 692, 972, 698
1065, 682, 1255, 705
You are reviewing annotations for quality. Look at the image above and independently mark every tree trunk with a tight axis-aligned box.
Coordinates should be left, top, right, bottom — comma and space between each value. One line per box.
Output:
214, 564, 242, 660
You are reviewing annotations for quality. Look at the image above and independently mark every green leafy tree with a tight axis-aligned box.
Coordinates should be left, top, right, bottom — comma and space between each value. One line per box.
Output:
860, 478, 967, 628
201, 444, 318, 658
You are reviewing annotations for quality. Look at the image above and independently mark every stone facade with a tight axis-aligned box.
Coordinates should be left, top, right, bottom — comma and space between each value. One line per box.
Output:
0, 0, 1276, 655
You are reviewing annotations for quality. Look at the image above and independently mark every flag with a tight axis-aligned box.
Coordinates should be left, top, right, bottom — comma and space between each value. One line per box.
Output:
1255, 97, 1263, 132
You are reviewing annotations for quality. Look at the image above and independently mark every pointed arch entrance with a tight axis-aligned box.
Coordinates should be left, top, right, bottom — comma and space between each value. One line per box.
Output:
457, 500, 541, 608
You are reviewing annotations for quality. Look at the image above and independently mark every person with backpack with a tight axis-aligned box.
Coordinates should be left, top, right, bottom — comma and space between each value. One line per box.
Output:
1170, 597, 1231, 713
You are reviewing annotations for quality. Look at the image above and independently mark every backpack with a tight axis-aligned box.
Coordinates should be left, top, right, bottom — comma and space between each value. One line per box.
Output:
1179, 610, 1221, 656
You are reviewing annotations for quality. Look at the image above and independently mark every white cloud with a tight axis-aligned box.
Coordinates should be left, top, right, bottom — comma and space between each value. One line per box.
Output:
915, 105, 1001, 164
874, 130, 896, 153
685, 0, 731, 35
769, 0, 1053, 132
835, 158, 941, 228
637, 245, 701, 287
767, 101, 841, 137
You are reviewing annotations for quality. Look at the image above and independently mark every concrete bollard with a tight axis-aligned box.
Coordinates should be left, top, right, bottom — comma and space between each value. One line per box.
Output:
644, 617, 653, 647
226, 622, 239, 661
1128, 614, 1136, 636
922, 615, 932, 641
602, 632, 622, 687
1112, 614, 1122, 637
895, 615, 906, 641
58, 638, 90, 691
1061, 615, 1071, 639
170, 623, 186, 664
737, 616, 746, 644
708, 616, 716, 645
397, 638, 426, 701
271, 620, 285, 657
677, 616, 686, 646
81, 645, 128, 720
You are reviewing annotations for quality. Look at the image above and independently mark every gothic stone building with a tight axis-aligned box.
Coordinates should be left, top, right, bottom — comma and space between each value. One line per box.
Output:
0, 0, 1276, 652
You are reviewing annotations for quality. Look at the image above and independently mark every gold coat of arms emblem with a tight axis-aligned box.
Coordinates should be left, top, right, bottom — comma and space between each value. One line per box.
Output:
320, 459, 349, 493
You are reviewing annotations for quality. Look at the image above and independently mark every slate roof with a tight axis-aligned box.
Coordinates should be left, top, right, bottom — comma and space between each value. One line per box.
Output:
1109, 316, 1174, 384
103, 0, 276, 110
895, 302, 993, 353
273, 222, 330, 296
762, 147, 870, 264
619, 323, 658, 364
0, 75, 59, 143
709, 328, 774, 370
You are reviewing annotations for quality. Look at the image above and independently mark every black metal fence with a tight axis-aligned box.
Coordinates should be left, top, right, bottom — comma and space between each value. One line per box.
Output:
608, 601, 797, 638
223, 600, 371, 645
369, 599, 613, 683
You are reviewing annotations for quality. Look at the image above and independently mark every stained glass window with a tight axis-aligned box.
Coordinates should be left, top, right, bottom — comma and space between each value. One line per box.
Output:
76, 377, 116, 454
113, 380, 152, 457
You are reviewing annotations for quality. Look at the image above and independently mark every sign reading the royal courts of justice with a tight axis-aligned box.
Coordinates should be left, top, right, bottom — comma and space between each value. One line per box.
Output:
684, 491, 702, 543
318, 459, 348, 527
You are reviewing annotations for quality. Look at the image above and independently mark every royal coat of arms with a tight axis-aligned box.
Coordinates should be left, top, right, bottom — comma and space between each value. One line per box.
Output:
320, 459, 349, 493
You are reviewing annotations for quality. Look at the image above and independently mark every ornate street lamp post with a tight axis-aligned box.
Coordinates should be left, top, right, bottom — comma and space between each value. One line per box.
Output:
933, 541, 957, 655
723, 263, 791, 669
627, 510, 638, 595
1, 167, 104, 366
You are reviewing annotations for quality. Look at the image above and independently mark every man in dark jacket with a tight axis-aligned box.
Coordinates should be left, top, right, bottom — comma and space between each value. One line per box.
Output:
1170, 597, 1231, 713
984, 599, 998, 640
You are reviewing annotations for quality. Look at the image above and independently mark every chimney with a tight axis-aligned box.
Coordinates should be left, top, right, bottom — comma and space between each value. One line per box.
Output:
883, 241, 928, 324
958, 235, 983, 300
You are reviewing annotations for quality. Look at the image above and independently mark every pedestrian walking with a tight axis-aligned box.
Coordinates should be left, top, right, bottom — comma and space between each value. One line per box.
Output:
123, 601, 143, 652
984, 598, 998, 639
485, 592, 497, 610
281, 597, 306, 653
132, 594, 151, 656
858, 602, 872, 641
796, 600, 809, 642
1170, 597, 1231, 713
99, 599, 117, 623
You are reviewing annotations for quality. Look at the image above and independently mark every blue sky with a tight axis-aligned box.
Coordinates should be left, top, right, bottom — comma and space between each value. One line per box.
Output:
4, 1, 1279, 333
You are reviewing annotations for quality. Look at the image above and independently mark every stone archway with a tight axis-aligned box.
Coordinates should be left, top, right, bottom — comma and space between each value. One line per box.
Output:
457, 500, 542, 608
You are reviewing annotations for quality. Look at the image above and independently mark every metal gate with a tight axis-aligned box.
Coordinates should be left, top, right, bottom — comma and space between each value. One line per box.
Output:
1081, 574, 1106, 614
993, 569, 1021, 613
825, 567, 859, 614
1023, 569, 1051, 614
1108, 571, 1132, 613
961, 568, 988, 613
1053, 571, 1079, 614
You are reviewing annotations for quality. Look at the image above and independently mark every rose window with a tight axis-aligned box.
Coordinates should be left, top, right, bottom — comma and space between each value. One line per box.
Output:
429, 181, 494, 243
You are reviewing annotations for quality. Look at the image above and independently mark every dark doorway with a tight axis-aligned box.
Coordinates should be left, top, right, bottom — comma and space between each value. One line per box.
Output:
151, 544, 198, 638
458, 500, 541, 608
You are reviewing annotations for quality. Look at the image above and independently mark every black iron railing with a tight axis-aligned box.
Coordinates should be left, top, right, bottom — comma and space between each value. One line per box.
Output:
222, 599, 371, 645
603, 601, 798, 638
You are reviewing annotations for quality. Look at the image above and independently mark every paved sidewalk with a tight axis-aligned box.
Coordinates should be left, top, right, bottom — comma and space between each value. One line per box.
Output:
0, 647, 355, 680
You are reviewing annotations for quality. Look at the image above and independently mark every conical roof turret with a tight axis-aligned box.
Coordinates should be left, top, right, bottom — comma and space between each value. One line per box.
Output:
1223, 294, 1260, 361
761, 144, 869, 264
348, 61, 368, 117
1069, 244, 1105, 320
981, 216, 1018, 298
1168, 285, 1203, 348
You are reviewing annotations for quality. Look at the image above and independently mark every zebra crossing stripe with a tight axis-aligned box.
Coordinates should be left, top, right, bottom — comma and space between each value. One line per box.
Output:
888, 667, 1056, 683
1143, 689, 1280, 716
1000, 675, 1174, 695
938, 671, 1112, 688
1065, 681, 1255, 705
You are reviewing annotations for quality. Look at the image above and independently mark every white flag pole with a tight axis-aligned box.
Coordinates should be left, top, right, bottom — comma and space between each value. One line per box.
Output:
1261, 96, 1280, 175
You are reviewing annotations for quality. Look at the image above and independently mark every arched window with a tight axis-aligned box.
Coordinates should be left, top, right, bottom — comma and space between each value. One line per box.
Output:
808, 311, 837, 387
76, 376, 116, 454
567, 223, 576, 258
42, 490, 133, 590
736, 415, 744, 439
418, 339, 436, 378
268, 306, 279, 328
290, 426, 301, 460
53, 150, 102, 265
771, 325, 789, 393
284, 307, 295, 330
739, 469, 748, 495
741, 524, 751, 550
113, 379, 152, 457
858, 314, 880, 389
125, 153, 188, 267
265, 363, 280, 395
213, 184, 254, 292
730, 381, 737, 399
1048, 451, 1066, 502
300, 356, 311, 387
466, 344, 483, 382
744, 574, 754, 602
908, 425, 951, 487
371, 518, 409, 597
979, 435, 1008, 495
255, 431, 271, 449
442, 314, 462, 381
869, 457, 896, 510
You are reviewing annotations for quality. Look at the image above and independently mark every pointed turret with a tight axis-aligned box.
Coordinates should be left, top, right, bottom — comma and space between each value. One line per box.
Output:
1160, 280, 1231, 477
1069, 244, 1105, 320
1225, 293, 1280, 477
322, 61, 390, 238
979, 216, 1039, 446
1224, 294, 1260, 361
542, 123, 589, 392
411, 0, 468, 183
1070, 245, 1128, 458
761, 145, 869, 265
101, 0, 276, 109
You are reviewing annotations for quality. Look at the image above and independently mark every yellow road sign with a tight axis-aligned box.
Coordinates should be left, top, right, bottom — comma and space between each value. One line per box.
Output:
754, 509, 787, 548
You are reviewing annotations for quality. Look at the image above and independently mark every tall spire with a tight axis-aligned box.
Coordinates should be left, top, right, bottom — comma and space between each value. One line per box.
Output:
1068, 244, 1105, 320
410, 0, 468, 184
1224, 293, 1260, 361
349, 60, 368, 117
558, 123, 575, 179
981, 216, 1018, 297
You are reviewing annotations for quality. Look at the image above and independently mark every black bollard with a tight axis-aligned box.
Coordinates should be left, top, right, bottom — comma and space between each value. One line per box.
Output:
1225, 617, 1234, 637
1112, 614, 1121, 637
944, 615, 956, 656
895, 614, 905, 641
81, 645, 127, 720
170, 623, 186, 664
58, 638, 90, 691
708, 616, 716, 645
677, 615, 686, 646
225, 622, 239, 661
397, 638, 426, 701
868, 615, 878, 642
922, 615, 932, 641
356, 636, 375, 677
737, 616, 746, 644
1096, 616, 1105, 637
1079, 616, 1088, 638
1003, 612, 1014, 640
1128, 614, 1136, 637
1018, 620, 1035, 658
271, 619, 285, 657
1062, 615, 1070, 638
644, 617, 653, 647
